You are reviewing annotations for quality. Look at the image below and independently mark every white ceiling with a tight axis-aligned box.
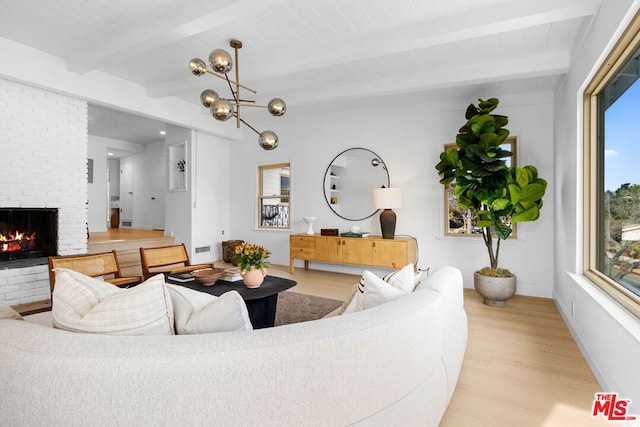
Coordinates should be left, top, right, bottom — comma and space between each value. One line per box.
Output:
0, 0, 601, 146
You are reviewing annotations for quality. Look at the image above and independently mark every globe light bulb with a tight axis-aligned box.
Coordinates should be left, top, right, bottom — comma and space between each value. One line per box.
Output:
259, 130, 279, 150
267, 98, 287, 117
200, 89, 219, 108
209, 49, 232, 74
210, 99, 234, 121
188, 58, 207, 76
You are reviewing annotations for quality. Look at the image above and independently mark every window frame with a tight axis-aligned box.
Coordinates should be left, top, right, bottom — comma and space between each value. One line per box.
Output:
257, 162, 291, 230
583, 11, 640, 318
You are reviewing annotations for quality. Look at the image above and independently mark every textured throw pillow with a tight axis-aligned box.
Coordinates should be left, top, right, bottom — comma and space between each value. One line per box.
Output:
381, 263, 416, 293
165, 284, 253, 334
336, 284, 360, 315
412, 267, 431, 290
0, 304, 24, 320
342, 263, 415, 315
52, 269, 174, 335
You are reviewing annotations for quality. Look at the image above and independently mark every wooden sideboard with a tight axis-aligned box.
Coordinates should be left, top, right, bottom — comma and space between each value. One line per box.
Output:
289, 233, 417, 273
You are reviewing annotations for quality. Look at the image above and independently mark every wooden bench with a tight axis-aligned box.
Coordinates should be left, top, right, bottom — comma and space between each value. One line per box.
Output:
140, 243, 213, 280
48, 251, 142, 291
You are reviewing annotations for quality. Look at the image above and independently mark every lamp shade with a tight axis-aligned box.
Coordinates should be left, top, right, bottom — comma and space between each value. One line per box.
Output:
373, 188, 402, 209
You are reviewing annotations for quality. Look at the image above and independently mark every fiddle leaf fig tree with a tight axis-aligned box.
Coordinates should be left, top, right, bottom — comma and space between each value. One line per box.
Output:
435, 98, 547, 275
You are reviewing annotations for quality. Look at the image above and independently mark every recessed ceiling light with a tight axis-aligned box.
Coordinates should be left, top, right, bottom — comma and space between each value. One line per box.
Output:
160, 131, 166, 135
107, 152, 114, 156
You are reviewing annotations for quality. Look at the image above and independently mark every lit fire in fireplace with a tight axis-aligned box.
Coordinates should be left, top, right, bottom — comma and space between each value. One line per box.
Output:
0, 230, 37, 253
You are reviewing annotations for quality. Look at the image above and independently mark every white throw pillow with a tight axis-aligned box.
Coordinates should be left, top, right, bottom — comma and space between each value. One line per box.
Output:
342, 263, 415, 314
165, 284, 253, 334
52, 269, 174, 336
381, 263, 416, 293
338, 284, 362, 314
412, 267, 431, 290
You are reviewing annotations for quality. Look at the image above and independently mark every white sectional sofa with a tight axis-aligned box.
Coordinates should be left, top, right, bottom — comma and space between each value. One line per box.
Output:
0, 266, 467, 426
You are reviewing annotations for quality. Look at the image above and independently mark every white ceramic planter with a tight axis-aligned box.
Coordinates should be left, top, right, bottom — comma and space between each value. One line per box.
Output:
473, 272, 517, 308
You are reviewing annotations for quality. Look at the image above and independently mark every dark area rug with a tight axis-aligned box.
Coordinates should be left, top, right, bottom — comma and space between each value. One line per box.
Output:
275, 291, 342, 326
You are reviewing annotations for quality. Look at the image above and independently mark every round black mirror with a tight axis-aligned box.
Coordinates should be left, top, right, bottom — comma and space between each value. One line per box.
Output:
323, 148, 390, 221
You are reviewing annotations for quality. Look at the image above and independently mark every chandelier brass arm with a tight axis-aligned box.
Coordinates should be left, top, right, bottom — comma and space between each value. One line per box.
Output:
198, 67, 257, 94
188, 39, 286, 151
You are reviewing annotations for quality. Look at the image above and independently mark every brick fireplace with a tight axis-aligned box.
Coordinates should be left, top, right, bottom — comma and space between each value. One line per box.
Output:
0, 78, 89, 305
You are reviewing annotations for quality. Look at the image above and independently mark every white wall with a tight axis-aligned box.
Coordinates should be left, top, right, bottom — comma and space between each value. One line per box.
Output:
87, 137, 108, 232
164, 125, 193, 248
189, 131, 231, 265
553, 0, 640, 420
163, 126, 231, 264
0, 78, 88, 304
229, 90, 555, 297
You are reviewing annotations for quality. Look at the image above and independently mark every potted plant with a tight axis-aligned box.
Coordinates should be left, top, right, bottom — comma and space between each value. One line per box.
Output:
435, 98, 547, 307
234, 242, 272, 288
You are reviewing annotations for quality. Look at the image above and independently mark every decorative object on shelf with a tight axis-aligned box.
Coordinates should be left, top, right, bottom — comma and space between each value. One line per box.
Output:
240, 266, 267, 288
435, 97, 547, 307
320, 228, 339, 236
303, 216, 318, 235
350, 225, 361, 233
189, 39, 286, 151
340, 231, 371, 238
191, 268, 225, 286
373, 187, 402, 239
234, 242, 271, 288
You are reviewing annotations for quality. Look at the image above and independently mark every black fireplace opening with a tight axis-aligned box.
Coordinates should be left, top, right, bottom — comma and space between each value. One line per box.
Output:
0, 208, 58, 264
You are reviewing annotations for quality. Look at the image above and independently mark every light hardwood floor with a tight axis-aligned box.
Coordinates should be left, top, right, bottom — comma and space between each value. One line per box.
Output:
18, 229, 607, 425
275, 264, 607, 426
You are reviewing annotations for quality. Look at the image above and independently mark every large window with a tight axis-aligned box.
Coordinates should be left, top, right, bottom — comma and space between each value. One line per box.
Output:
258, 163, 290, 229
585, 12, 640, 318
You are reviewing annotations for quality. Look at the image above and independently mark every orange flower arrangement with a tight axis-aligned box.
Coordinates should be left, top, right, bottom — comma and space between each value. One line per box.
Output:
234, 242, 271, 271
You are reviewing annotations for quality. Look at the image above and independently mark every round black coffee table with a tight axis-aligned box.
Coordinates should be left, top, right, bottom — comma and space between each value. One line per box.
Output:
170, 275, 297, 329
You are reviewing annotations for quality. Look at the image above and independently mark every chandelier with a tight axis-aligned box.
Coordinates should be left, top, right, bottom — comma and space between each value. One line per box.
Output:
188, 39, 286, 150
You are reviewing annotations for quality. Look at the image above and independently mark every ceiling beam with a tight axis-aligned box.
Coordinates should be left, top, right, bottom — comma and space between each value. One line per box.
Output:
282, 51, 570, 107
278, 0, 597, 78
148, 0, 597, 98
68, 0, 288, 74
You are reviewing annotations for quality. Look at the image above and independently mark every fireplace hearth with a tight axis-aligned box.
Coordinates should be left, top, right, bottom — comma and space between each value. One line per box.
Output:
0, 208, 58, 269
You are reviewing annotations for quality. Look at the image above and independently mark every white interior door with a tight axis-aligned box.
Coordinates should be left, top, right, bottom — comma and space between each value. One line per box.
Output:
120, 157, 134, 226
